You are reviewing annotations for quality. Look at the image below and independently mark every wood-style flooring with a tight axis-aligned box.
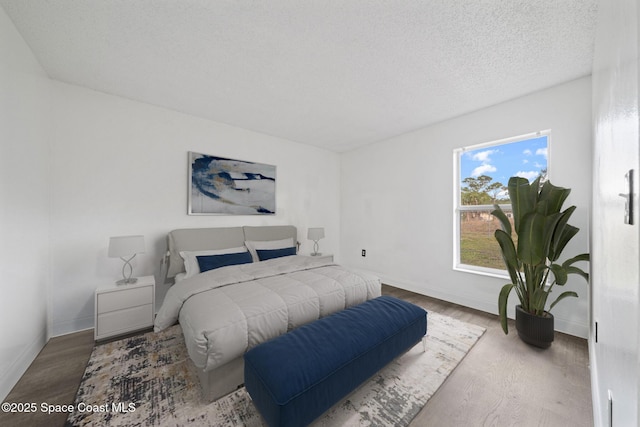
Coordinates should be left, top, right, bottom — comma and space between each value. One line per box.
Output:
0, 285, 593, 427
385, 286, 593, 427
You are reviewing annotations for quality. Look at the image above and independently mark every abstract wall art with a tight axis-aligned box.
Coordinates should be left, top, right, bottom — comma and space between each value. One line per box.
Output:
188, 152, 276, 215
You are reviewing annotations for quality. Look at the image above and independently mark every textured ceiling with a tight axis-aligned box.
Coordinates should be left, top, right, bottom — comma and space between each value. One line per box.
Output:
1, 1, 598, 152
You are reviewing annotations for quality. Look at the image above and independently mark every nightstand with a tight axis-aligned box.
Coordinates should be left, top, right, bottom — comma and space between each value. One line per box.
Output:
303, 254, 334, 262
94, 275, 155, 341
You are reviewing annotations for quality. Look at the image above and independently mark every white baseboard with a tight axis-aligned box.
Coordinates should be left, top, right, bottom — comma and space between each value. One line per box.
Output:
378, 273, 497, 314
0, 329, 47, 402
51, 314, 94, 338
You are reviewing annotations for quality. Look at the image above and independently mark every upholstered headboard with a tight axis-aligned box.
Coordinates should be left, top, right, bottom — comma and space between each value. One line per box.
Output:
166, 225, 297, 278
243, 225, 297, 243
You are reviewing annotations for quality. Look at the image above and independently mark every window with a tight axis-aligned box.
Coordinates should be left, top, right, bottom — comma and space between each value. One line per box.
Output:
453, 131, 549, 276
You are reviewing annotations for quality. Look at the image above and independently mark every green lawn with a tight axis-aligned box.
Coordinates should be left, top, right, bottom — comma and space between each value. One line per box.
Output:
460, 216, 514, 270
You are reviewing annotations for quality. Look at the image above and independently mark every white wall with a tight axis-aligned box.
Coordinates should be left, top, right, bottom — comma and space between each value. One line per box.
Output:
341, 77, 592, 337
49, 81, 341, 336
0, 8, 51, 400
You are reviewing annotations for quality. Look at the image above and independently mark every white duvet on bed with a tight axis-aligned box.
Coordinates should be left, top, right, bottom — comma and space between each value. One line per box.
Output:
154, 255, 381, 371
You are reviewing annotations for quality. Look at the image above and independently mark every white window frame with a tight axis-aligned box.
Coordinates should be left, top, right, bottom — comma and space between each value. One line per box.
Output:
453, 130, 551, 278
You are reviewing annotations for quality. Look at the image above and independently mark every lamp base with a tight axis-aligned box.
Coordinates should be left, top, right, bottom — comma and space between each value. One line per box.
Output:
311, 252, 322, 256
116, 277, 138, 286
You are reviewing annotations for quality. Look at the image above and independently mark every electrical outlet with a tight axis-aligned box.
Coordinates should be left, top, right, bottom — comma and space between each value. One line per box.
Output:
361, 249, 366, 257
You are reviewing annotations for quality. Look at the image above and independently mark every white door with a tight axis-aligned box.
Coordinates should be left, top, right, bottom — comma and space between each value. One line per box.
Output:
591, 0, 640, 425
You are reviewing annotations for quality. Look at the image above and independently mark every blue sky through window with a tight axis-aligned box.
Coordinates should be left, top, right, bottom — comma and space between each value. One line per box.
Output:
460, 135, 548, 187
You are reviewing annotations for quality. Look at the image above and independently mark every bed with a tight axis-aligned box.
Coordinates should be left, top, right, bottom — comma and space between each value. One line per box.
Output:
154, 225, 381, 401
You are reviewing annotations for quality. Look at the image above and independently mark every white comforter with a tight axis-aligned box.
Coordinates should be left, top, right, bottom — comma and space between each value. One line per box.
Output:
154, 255, 381, 371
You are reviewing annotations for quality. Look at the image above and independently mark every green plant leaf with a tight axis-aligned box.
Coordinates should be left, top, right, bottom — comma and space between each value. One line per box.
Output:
494, 229, 519, 285
549, 206, 577, 261
508, 177, 534, 234
534, 263, 548, 281
516, 212, 546, 265
538, 180, 571, 215
566, 266, 590, 282
549, 291, 578, 312
499, 283, 515, 334
529, 176, 543, 204
563, 253, 590, 265
551, 224, 579, 262
491, 204, 512, 236
563, 253, 590, 282
533, 211, 564, 269
549, 263, 568, 285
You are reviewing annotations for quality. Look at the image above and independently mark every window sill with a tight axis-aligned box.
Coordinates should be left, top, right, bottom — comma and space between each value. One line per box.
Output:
453, 264, 511, 281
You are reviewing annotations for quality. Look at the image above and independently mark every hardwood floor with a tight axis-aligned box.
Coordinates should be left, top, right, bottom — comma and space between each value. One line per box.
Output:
384, 286, 593, 427
0, 285, 593, 427
0, 328, 94, 427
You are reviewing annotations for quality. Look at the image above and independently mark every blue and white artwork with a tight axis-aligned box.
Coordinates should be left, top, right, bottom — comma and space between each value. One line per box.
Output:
188, 152, 276, 215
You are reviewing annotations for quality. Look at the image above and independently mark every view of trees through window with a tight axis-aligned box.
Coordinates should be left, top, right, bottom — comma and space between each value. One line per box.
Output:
456, 133, 549, 271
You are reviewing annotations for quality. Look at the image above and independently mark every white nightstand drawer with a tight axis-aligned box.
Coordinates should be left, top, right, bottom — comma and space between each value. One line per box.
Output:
98, 285, 153, 313
96, 304, 153, 338
95, 275, 155, 340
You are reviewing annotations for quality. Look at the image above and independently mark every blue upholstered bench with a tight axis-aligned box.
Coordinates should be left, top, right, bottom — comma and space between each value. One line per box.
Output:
243, 295, 428, 427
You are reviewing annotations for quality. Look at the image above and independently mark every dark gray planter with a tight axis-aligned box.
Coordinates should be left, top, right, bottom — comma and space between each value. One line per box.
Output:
515, 305, 554, 349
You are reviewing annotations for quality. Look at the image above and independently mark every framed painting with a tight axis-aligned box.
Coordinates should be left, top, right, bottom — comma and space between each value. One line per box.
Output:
188, 152, 276, 215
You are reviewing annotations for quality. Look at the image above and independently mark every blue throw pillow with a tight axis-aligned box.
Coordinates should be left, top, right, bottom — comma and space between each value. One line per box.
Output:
196, 251, 253, 273
256, 247, 297, 261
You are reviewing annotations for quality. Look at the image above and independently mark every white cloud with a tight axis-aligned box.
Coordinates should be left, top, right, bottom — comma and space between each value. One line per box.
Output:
522, 159, 529, 164
496, 189, 509, 199
471, 150, 495, 162
523, 149, 533, 156
471, 164, 497, 177
536, 147, 548, 159
515, 170, 541, 181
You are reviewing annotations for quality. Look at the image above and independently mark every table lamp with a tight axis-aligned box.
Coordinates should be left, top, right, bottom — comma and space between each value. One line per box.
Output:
307, 228, 325, 256
108, 235, 145, 285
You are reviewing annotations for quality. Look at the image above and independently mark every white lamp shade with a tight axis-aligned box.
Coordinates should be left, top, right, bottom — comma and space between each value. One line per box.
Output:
108, 235, 145, 258
307, 228, 325, 241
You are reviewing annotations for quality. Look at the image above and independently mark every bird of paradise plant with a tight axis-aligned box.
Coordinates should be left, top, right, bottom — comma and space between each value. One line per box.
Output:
491, 176, 590, 334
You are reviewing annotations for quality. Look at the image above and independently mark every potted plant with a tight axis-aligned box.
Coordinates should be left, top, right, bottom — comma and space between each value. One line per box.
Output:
491, 176, 589, 348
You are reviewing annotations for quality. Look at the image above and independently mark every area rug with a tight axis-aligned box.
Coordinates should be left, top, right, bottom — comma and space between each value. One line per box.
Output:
66, 311, 485, 427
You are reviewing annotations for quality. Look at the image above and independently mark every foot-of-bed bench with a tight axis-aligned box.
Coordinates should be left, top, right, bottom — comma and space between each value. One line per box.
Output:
244, 295, 428, 427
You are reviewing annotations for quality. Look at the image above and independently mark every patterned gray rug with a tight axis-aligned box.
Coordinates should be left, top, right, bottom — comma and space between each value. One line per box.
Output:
66, 311, 485, 427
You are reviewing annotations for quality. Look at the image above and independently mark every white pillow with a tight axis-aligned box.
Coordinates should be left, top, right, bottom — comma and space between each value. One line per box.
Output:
245, 238, 295, 262
180, 246, 248, 279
